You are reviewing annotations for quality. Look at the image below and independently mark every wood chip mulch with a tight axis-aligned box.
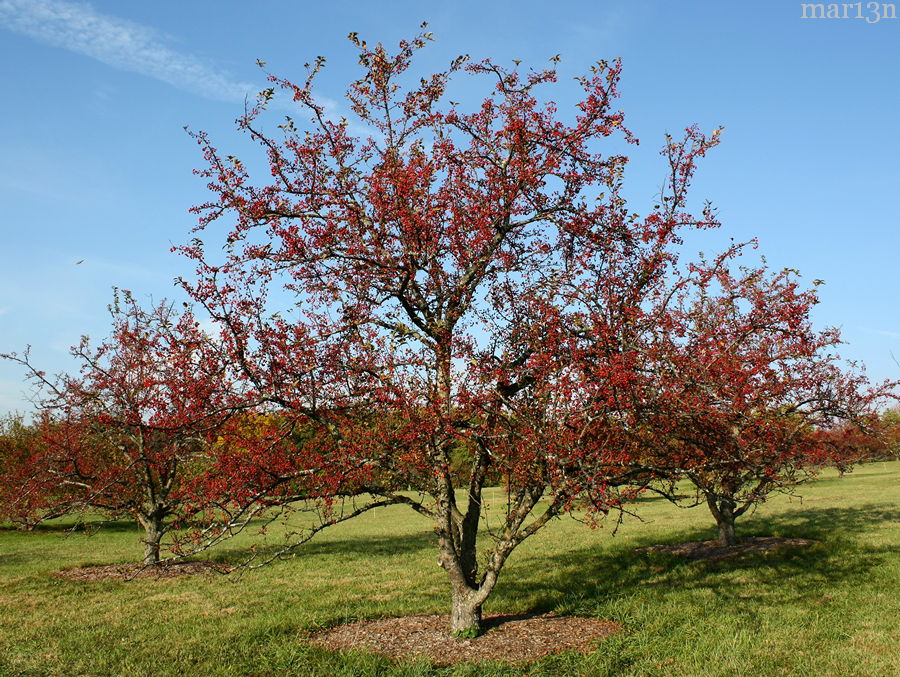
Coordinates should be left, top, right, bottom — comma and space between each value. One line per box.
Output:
638, 536, 816, 561
309, 613, 621, 665
53, 561, 227, 581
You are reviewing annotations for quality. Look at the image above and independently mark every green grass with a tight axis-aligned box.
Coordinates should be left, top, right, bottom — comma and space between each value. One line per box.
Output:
1, 462, 897, 676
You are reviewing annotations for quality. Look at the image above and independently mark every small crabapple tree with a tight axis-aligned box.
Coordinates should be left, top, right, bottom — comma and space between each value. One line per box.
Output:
637, 261, 886, 546
1, 293, 234, 564
0, 414, 48, 527
815, 410, 899, 467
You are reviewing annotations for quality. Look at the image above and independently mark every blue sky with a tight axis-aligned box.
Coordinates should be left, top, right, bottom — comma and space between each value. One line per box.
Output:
1, 0, 898, 414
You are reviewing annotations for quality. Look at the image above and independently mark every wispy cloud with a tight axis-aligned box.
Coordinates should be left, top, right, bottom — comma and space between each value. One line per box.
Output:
0, 0, 256, 101
861, 327, 900, 340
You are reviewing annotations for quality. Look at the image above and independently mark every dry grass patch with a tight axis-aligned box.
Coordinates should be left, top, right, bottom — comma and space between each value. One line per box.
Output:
54, 561, 226, 581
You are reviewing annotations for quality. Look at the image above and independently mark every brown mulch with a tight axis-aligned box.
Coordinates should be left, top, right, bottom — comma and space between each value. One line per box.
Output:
309, 613, 621, 665
54, 561, 227, 581
638, 536, 816, 561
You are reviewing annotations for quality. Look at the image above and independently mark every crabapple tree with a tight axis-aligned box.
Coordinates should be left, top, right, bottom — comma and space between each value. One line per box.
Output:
637, 261, 885, 546
177, 28, 722, 635
1, 293, 233, 564
0, 414, 46, 527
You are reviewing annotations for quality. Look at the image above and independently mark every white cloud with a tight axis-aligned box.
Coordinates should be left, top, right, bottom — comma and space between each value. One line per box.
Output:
860, 327, 900, 340
0, 0, 256, 101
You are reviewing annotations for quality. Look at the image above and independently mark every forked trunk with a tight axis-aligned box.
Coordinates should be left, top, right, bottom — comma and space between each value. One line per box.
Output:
707, 495, 739, 547
136, 512, 165, 565
437, 507, 492, 637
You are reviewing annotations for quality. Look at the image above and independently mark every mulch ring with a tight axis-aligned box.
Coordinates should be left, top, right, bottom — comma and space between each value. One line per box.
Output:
54, 561, 227, 582
309, 613, 621, 665
639, 536, 816, 561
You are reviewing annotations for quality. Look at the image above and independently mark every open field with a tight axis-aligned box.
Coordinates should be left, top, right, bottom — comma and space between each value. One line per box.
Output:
0, 462, 897, 676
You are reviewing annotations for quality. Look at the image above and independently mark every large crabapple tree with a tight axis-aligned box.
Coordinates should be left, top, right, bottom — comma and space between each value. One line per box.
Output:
636, 260, 886, 546
177, 28, 723, 635
1, 293, 234, 564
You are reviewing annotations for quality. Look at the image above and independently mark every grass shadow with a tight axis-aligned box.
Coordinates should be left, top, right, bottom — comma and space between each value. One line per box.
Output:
28, 519, 143, 534
492, 502, 899, 618
0, 551, 31, 567
738, 503, 900, 539
203, 529, 437, 568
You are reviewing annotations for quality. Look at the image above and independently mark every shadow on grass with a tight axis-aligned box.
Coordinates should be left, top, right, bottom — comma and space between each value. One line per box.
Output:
7, 501, 895, 621
28, 519, 143, 534
738, 503, 900, 539
493, 502, 900, 617
144, 502, 900, 590
0, 551, 31, 567
202, 501, 900, 637
206, 529, 437, 567
630, 494, 668, 504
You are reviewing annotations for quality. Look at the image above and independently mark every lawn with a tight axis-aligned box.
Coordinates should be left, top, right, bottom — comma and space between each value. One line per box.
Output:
0, 462, 897, 676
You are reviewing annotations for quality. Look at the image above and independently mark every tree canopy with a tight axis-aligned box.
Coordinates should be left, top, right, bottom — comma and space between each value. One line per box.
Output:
175, 28, 731, 635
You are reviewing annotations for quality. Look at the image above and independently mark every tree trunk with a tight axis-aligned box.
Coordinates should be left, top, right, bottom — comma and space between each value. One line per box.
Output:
450, 585, 483, 637
716, 513, 738, 547
710, 497, 738, 547
437, 508, 490, 637
704, 492, 740, 546
136, 512, 165, 565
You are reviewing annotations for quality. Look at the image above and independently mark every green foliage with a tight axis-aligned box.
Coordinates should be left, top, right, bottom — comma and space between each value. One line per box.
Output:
451, 626, 481, 639
881, 408, 900, 459
0, 462, 897, 675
